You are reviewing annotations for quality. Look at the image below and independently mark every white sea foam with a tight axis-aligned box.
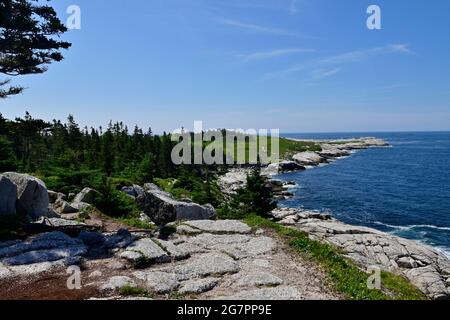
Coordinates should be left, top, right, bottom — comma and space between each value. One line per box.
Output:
373, 221, 450, 232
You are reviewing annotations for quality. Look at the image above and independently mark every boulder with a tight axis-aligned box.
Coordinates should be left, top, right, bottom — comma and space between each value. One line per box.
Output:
292, 152, 326, 166
137, 185, 217, 225
218, 169, 251, 196
121, 185, 145, 198
1, 172, 49, 219
73, 187, 99, 204
264, 161, 305, 175
54, 199, 78, 214
0, 175, 17, 216
318, 144, 351, 159
47, 190, 66, 204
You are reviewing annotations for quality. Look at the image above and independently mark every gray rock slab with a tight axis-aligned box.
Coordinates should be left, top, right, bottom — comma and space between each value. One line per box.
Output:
179, 277, 220, 294
101, 276, 136, 292
121, 238, 169, 263
232, 272, 283, 288
183, 220, 252, 234
134, 271, 179, 293
217, 286, 303, 300
170, 253, 239, 280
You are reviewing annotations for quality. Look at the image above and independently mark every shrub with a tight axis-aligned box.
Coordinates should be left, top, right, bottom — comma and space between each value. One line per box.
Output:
92, 177, 139, 218
222, 167, 276, 219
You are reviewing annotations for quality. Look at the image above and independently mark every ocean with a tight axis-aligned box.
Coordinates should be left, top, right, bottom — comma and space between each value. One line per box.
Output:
277, 132, 450, 257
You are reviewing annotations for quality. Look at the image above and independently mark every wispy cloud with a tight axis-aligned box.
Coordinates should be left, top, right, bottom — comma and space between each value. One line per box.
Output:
218, 18, 301, 37
237, 48, 316, 62
264, 44, 414, 79
310, 68, 342, 80
206, 0, 302, 15
377, 83, 409, 93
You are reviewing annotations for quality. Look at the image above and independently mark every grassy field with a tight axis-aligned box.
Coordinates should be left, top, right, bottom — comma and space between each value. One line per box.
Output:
192, 131, 321, 163
244, 215, 427, 300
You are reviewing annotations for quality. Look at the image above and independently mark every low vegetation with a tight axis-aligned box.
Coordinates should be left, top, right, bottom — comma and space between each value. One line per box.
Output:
278, 138, 322, 157
244, 215, 427, 300
118, 285, 150, 297
218, 168, 277, 220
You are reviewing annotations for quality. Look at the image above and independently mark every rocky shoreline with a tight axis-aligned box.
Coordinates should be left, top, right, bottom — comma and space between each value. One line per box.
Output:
219, 137, 450, 299
270, 207, 450, 300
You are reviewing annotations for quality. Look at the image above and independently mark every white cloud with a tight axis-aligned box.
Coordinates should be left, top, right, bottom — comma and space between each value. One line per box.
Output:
237, 48, 316, 62
218, 18, 300, 37
263, 44, 414, 79
310, 67, 342, 80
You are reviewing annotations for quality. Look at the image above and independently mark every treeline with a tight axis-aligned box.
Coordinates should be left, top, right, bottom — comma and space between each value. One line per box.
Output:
0, 112, 210, 195
0, 113, 278, 221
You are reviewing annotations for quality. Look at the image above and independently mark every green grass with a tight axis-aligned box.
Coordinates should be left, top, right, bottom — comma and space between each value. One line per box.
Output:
278, 138, 322, 157
168, 291, 185, 300
154, 178, 192, 200
116, 216, 155, 230
244, 214, 427, 300
119, 285, 150, 297
191, 131, 321, 164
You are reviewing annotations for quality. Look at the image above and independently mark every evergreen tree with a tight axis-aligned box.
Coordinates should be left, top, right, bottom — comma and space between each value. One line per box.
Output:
0, 0, 71, 98
0, 136, 17, 172
224, 167, 277, 218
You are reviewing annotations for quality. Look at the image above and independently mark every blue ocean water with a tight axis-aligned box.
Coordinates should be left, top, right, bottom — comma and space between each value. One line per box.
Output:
278, 132, 450, 257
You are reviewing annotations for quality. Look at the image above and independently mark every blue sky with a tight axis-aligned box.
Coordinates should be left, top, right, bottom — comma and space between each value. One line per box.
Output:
1, 0, 450, 133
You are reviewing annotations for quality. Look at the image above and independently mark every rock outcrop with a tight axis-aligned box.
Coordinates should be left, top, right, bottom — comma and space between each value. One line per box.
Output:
136, 184, 217, 225
0, 231, 86, 267
318, 144, 351, 159
287, 137, 390, 169
292, 152, 326, 166
270, 208, 450, 300
1, 172, 49, 219
0, 219, 338, 300
73, 188, 99, 205
218, 169, 252, 197
263, 161, 305, 175
47, 191, 66, 204
0, 176, 17, 216
121, 185, 145, 199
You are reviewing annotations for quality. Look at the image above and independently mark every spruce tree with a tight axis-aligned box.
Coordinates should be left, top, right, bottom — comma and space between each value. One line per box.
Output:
0, 0, 71, 98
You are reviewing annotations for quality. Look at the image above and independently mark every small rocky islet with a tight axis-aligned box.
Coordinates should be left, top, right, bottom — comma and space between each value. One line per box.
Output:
0, 137, 449, 300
